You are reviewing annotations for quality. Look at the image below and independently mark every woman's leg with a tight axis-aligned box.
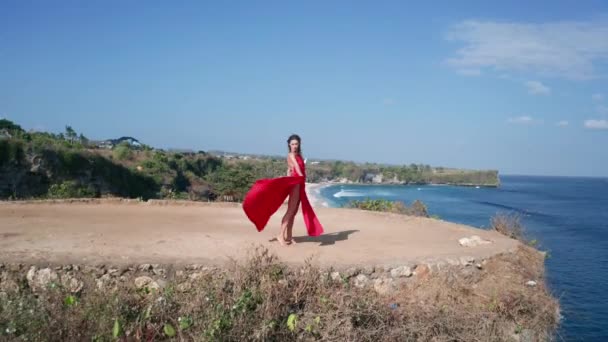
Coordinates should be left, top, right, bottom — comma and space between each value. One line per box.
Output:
278, 214, 289, 246
285, 184, 301, 243
279, 184, 300, 245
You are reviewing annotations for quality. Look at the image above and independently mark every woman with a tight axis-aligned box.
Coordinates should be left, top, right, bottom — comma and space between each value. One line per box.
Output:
242, 134, 324, 245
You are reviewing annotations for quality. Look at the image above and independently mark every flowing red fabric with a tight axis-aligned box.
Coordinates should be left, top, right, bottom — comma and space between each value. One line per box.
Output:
242, 155, 324, 236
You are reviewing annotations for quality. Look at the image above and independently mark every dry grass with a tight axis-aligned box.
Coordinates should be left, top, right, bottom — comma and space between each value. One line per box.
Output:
491, 213, 525, 241
392, 245, 559, 341
0, 246, 559, 341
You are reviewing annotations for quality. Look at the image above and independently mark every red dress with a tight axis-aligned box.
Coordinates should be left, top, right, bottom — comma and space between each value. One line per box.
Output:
242, 154, 324, 236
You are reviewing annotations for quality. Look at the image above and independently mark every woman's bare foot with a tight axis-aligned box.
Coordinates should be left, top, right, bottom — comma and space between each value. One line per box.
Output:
277, 235, 290, 246
276, 226, 292, 246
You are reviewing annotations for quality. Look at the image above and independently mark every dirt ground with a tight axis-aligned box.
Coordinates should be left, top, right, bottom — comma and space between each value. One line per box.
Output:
0, 200, 518, 267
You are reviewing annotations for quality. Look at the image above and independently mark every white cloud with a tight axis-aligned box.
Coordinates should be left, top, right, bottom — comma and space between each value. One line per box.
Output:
592, 93, 604, 101
584, 119, 608, 129
508, 116, 542, 125
556, 120, 569, 126
525, 81, 551, 95
445, 18, 608, 79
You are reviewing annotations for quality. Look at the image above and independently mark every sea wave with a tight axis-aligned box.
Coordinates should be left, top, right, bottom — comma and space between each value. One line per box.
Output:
333, 190, 365, 198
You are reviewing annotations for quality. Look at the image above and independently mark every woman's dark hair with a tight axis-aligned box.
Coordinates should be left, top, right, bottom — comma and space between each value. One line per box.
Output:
287, 134, 302, 155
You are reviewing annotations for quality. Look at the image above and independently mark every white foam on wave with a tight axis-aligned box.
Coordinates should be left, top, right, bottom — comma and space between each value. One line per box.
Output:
371, 190, 396, 197
333, 190, 365, 198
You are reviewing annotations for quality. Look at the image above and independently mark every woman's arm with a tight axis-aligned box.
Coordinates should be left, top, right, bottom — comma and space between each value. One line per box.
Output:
288, 153, 304, 177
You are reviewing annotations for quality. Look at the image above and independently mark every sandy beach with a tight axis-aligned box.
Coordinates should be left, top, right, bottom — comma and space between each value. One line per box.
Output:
305, 182, 331, 208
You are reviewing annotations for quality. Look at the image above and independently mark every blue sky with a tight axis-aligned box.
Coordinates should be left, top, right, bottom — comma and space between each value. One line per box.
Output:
2, 1, 608, 177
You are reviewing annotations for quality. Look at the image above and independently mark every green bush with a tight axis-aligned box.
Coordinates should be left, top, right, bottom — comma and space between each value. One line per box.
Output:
47, 181, 96, 199
113, 142, 133, 161
0, 139, 26, 167
208, 164, 256, 200
346, 198, 429, 217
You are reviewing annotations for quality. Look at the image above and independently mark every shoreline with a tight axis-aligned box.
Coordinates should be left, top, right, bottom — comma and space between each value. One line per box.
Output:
305, 182, 332, 208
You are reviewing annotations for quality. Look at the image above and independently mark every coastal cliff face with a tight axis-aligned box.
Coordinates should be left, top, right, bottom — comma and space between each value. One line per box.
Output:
0, 146, 160, 200
0, 245, 559, 341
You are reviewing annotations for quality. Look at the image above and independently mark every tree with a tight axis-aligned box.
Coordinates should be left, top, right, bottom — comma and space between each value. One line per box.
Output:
0, 119, 24, 133
79, 133, 89, 145
65, 126, 77, 144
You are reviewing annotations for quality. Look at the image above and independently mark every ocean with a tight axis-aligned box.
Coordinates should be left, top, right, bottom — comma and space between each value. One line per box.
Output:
317, 175, 608, 341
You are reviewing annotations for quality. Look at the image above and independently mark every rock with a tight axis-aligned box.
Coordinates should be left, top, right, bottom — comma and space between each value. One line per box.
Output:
96, 274, 112, 290
460, 256, 475, 266
62, 265, 73, 271
373, 278, 396, 295
189, 272, 205, 281
176, 282, 191, 292
526, 280, 537, 287
84, 265, 105, 277
108, 268, 120, 276
459, 235, 492, 247
186, 264, 203, 271
26, 267, 59, 292
116, 266, 130, 276
138, 264, 152, 272
330, 271, 342, 281
475, 263, 483, 270
201, 266, 217, 273
345, 267, 360, 278
354, 274, 369, 288
390, 266, 412, 278
155, 278, 167, 289
446, 258, 461, 266
8, 264, 23, 272
61, 275, 84, 294
361, 266, 375, 276
134, 276, 160, 290
152, 268, 166, 276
